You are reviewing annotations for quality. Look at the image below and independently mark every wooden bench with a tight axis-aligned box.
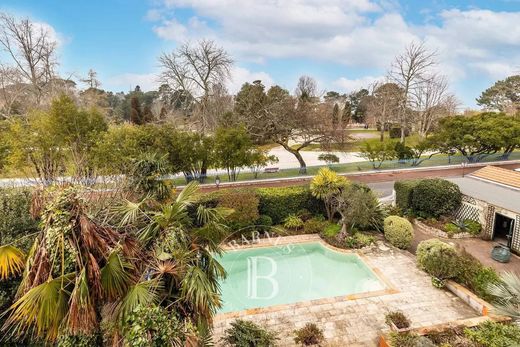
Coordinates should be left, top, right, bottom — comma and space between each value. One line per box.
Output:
263, 167, 280, 173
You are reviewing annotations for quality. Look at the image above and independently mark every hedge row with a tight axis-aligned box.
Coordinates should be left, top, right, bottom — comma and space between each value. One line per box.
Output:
192, 186, 325, 226
394, 178, 462, 218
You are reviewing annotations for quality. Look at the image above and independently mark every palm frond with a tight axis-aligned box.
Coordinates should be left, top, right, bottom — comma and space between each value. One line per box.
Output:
0, 245, 25, 280
3, 273, 74, 341
196, 205, 233, 225
101, 249, 133, 301
175, 181, 200, 207
67, 268, 97, 335
487, 271, 520, 319
115, 199, 148, 227
180, 267, 222, 321
115, 279, 161, 323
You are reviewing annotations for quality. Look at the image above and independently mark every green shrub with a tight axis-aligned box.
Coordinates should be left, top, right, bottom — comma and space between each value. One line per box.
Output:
410, 179, 462, 218
257, 186, 324, 224
222, 319, 278, 347
444, 222, 460, 236
255, 215, 273, 232
217, 189, 260, 230
385, 311, 411, 329
0, 187, 38, 248
383, 216, 414, 249
323, 223, 341, 237
416, 239, 460, 280
345, 232, 375, 249
465, 219, 482, 235
455, 252, 500, 301
283, 215, 304, 230
57, 333, 102, 347
303, 217, 328, 234
293, 323, 324, 346
123, 305, 185, 347
394, 180, 420, 211
464, 321, 520, 347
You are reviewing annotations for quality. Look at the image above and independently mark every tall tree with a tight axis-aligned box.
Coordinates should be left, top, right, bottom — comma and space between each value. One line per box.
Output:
295, 75, 318, 102
367, 82, 402, 141
0, 12, 58, 105
234, 81, 336, 174
389, 42, 437, 143
477, 75, 520, 114
159, 40, 233, 132
81, 68, 100, 89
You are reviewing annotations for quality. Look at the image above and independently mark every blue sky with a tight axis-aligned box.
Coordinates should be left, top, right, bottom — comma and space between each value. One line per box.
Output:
2, 0, 519, 108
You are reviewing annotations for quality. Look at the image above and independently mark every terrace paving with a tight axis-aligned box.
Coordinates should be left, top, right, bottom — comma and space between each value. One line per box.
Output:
213, 235, 477, 346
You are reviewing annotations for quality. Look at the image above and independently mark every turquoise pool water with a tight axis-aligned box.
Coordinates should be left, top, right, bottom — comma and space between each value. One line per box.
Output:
216, 242, 385, 313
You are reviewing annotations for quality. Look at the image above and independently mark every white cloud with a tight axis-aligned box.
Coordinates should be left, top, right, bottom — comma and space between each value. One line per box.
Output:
149, 2, 520, 84
333, 75, 384, 93
227, 66, 274, 93
106, 72, 160, 92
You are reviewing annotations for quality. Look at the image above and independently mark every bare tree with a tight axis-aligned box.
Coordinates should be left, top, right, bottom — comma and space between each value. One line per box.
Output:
0, 12, 58, 104
295, 75, 318, 101
158, 39, 233, 132
411, 74, 458, 137
81, 68, 100, 89
0, 64, 28, 119
366, 81, 403, 141
389, 41, 437, 143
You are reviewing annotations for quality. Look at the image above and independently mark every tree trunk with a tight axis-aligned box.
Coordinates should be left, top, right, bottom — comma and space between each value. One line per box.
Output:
400, 126, 406, 144
380, 127, 385, 142
279, 142, 307, 174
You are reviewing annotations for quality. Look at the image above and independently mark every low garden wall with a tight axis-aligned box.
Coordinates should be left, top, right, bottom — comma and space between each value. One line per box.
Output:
414, 219, 478, 239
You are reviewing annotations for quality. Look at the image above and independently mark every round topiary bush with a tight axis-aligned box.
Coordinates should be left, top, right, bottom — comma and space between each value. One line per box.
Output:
383, 216, 414, 249
410, 179, 462, 218
416, 239, 461, 280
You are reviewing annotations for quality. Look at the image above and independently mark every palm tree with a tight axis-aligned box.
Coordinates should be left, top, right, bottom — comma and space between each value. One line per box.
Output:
115, 181, 233, 326
0, 186, 143, 342
310, 167, 349, 221
487, 272, 520, 320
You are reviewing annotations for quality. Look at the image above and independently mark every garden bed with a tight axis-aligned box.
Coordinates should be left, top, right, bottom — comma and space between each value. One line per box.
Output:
414, 219, 480, 239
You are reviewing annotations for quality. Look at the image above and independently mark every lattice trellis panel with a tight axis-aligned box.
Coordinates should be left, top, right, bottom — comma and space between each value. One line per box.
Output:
482, 205, 495, 240
512, 214, 520, 254
454, 202, 480, 222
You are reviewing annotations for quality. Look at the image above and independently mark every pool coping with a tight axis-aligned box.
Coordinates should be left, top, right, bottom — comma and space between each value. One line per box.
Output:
215, 234, 399, 321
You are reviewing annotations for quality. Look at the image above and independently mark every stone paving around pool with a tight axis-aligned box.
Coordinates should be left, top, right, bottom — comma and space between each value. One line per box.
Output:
213, 235, 478, 346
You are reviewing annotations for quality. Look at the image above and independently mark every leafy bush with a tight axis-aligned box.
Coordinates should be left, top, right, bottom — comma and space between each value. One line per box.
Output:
257, 186, 324, 224
385, 311, 411, 329
123, 305, 186, 347
217, 189, 260, 230
345, 232, 375, 249
444, 222, 460, 236
410, 179, 462, 218
394, 180, 420, 211
323, 223, 341, 237
57, 333, 102, 347
303, 217, 328, 234
464, 321, 520, 347
255, 215, 273, 232
222, 320, 278, 347
465, 219, 482, 235
0, 187, 38, 248
455, 251, 500, 301
383, 216, 414, 249
283, 215, 304, 230
416, 239, 460, 280
293, 323, 325, 346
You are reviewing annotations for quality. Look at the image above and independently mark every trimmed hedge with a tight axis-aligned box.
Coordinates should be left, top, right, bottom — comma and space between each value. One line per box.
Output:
216, 189, 259, 230
416, 239, 460, 280
394, 180, 420, 211
383, 216, 413, 249
410, 179, 462, 218
0, 187, 38, 248
257, 186, 324, 224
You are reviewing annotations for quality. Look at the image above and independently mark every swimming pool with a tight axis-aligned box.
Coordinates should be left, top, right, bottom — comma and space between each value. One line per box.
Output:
216, 242, 386, 313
